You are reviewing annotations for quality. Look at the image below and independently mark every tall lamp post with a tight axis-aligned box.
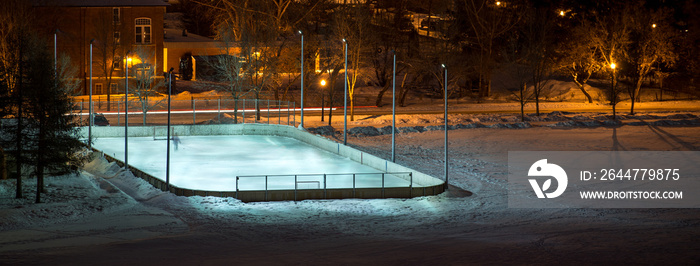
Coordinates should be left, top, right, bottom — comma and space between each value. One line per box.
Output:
610, 62, 616, 120
166, 67, 174, 191
442, 64, 448, 189
54, 29, 58, 79
343, 38, 348, 145
391, 50, 396, 163
299, 30, 304, 128
124, 52, 131, 170
89, 39, 94, 148
320, 79, 326, 122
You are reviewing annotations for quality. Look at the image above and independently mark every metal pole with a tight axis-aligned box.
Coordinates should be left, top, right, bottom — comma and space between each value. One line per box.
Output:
267, 99, 270, 124
443, 64, 448, 189
343, 39, 348, 145
167, 68, 173, 191
54, 31, 57, 79
391, 51, 396, 162
125, 51, 130, 170
89, 40, 93, 148
300, 31, 305, 128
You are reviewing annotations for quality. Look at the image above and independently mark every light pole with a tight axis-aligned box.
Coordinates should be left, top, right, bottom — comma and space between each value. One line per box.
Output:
320, 79, 327, 122
89, 39, 94, 148
54, 29, 58, 79
610, 62, 616, 120
299, 30, 305, 128
343, 38, 348, 145
125, 51, 131, 170
442, 64, 448, 189
391, 50, 396, 163
166, 67, 174, 191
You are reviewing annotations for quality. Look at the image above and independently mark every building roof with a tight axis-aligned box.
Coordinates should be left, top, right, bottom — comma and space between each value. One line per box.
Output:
31, 0, 169, 7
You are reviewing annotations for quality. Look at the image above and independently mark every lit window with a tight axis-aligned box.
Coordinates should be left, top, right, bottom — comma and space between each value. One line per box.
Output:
113, 8, 120, 25
135, 18, 152, 44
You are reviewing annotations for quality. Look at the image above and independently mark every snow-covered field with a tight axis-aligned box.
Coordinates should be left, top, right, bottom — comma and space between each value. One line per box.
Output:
2, 110, 700, 264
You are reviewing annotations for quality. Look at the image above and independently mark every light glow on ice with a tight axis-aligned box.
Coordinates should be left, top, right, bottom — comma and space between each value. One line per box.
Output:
93, 135, 411, 191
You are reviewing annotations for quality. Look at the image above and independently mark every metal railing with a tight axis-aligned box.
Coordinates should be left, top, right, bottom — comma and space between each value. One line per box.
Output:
73, 98, 297, 126
235, 172, 413, 201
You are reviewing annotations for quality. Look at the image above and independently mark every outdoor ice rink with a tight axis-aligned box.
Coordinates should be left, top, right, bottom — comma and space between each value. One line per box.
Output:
92, 135, 411, 191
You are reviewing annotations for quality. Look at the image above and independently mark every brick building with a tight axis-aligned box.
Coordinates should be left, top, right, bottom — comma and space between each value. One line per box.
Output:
31, 0, 168, 96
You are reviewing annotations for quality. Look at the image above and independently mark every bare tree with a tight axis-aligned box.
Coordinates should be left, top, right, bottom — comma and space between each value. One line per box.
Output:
624, 5, 678, 114
333, 3, 373, 121
559, 19, 600, 103
587, 2, 633, 119
200, 28, 248, 123
523, 7, 558, 117
128, 46, 165, 125
92, 8, 125, 111
454, 0, 523, 97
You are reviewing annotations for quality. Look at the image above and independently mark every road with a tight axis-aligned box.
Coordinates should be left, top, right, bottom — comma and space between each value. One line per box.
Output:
74, 100, 700, 127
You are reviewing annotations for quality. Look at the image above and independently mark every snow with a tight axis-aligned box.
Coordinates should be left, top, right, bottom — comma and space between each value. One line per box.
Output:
2, 109, 700, 264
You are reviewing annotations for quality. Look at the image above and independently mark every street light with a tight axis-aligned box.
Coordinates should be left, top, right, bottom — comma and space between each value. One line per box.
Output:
166, 67, 174, 191
54, 29, 59, 79
299, 30, 305, 128
442, 63, 448, 189
125, 52, 132, 170
89, 39, 94, 148
391, 50, 396, 163
343, 38, 348, 145
320, 79, 327, 122
610, 62, 617, 120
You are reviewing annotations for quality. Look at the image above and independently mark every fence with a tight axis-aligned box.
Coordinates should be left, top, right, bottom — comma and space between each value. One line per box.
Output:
73, 98, 297, 126
235, 172, 414, 201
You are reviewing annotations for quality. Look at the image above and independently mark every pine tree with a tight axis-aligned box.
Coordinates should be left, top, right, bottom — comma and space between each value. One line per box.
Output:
22, 39, 86, 203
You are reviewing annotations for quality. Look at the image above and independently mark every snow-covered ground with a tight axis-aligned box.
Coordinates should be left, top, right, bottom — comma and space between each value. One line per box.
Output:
2, 110, 700, 264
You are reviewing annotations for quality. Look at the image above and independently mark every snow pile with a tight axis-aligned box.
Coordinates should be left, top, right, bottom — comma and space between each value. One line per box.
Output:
84, 154, 165, 201
0, 168, 133, 231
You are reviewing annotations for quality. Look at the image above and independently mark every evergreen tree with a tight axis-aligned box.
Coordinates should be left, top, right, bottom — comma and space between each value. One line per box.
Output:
21, 39, 86, 203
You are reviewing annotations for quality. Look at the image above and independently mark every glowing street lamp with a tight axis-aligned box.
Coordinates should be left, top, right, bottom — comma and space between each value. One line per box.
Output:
610, 62, 617, 120
652, 23, 657, 29
496, 1, 501, 6
560, 10, 565, 16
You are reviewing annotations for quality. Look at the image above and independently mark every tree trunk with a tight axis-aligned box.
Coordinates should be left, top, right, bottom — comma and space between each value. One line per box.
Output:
573, 80, 593, 103
375, 83, 390, 107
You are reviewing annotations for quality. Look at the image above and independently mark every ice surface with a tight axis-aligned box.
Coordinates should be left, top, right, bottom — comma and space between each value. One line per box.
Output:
92, 135, 411, 191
